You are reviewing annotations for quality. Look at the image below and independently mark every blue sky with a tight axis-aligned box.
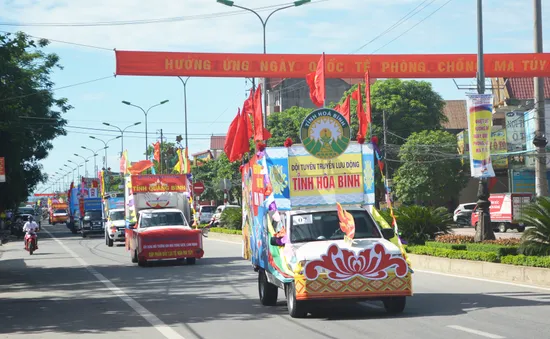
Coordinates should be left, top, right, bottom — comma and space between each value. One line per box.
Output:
1, 0, 548, 193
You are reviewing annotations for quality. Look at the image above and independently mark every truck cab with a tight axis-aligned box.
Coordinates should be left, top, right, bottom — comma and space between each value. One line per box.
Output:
81, 209, 104, 238
262, 206, 410, 318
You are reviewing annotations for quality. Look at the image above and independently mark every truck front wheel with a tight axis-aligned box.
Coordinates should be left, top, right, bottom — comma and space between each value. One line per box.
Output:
186, 258, 196, 265
258, 270, 278, 306
499, 223, 508, 233
383, 296, 406, 314
286, 282, 307, 318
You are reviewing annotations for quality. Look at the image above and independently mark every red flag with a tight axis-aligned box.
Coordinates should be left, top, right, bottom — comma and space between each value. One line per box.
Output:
243, 88, 254, 139
223, 110, 240, 160
364, 70, 373, 126
306, 53, 325, 107
128, 160, 154, 175
153, 141, 160, 162
251, 84, 272, 141
335, 95, 351, 123
352, 83, 367, 140
229, 109, 250, 162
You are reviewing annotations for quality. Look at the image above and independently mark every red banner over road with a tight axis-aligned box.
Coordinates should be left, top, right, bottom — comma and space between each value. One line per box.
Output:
115, 51, 550, 79
131, 174, 188, 193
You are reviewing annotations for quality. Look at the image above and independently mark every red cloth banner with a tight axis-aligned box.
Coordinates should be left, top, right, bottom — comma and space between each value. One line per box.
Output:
115, 51, 550, 78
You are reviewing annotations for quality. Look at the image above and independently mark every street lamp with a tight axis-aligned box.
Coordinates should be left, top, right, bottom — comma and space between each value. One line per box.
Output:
121, 100, 169, 159
72, 155, 90, 177
64, 164, 77, 183
217, 0, 311, 127
81, 146, 107, 178
102, 122, 141, 157
89, 136, 121, 169
177, 77, 190, 151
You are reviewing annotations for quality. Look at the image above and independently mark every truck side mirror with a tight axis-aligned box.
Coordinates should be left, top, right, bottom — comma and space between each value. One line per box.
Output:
270, 237, 282, 246
381, 228, 395, 240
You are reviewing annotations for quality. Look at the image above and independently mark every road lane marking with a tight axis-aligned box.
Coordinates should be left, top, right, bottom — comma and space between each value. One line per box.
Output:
447, 325, 505, 338
43, 228, 187, 339
415, 269, 550, 292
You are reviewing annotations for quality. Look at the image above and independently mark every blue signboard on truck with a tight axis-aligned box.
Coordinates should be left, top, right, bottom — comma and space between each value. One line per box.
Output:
84, 198, 102, 211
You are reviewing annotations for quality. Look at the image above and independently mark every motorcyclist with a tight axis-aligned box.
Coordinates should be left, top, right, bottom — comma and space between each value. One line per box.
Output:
23, 215, 39, 249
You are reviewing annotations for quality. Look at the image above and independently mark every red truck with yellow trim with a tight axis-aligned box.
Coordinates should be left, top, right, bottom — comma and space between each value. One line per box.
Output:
124, 174, 208, 267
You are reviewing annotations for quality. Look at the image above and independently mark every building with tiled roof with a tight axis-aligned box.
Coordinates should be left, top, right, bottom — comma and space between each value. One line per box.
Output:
442, 100, 467, 134
210, 135, 226, 159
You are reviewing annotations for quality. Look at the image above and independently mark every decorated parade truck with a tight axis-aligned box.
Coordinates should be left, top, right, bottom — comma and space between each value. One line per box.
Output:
49, 202, 69, 225
242, 108, 412, 318
124, 174, 208, 267
102, 193, 126, 247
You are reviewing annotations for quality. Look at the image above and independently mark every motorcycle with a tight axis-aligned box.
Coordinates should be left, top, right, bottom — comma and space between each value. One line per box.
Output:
24, 232, 38, 255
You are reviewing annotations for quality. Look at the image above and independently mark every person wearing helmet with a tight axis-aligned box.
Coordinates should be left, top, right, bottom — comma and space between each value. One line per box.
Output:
23, 215, 40, 249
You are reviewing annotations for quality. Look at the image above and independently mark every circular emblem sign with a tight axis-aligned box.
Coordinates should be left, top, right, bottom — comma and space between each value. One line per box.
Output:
300, 108, 351, 159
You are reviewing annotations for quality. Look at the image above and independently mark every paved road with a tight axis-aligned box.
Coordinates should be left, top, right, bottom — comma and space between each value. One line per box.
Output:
1, 224, 549, 339
452, 227, 524, 239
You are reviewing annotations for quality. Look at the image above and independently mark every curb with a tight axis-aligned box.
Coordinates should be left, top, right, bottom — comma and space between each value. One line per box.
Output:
208, 232, 241, 242
408, 253, 550, 288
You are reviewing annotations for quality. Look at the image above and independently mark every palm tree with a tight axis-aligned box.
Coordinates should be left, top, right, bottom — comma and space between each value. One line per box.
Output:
519, 197, 550, 256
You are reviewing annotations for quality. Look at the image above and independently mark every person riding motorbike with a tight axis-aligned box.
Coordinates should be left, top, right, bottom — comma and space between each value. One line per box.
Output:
23, 215, 39, 249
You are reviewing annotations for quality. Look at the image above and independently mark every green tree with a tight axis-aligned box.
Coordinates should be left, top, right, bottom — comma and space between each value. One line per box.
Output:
393, 130, 468, 207
267, 106, 313, 146
192, 159, 222, 203
145, 142, 178, 174
0, 32, 70, 210
215, 153, 242, 205
337, 79, 447, 146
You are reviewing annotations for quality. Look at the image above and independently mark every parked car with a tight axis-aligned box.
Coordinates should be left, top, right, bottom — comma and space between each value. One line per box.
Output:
198, 205, 216, 224
15, 206, 41, 227
453, 203, 476, 226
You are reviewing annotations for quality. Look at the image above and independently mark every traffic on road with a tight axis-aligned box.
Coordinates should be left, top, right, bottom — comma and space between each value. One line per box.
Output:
1, 222, 548, 339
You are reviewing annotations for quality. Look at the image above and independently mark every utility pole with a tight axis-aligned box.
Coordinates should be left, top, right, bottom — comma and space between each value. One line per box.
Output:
160, 129, 164, 174
474, 0, 495, 242
533, 0, 548, 197
382, 110, 392, 203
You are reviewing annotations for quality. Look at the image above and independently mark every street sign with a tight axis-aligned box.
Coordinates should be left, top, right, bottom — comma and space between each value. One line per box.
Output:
218, 178, 232, 191
193, 181, 205, 195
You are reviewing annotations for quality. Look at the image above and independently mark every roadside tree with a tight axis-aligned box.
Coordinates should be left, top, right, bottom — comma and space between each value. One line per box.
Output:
0, 32, 70, 210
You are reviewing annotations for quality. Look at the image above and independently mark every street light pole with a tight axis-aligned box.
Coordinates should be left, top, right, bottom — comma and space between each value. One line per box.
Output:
474, 0, 495, 242
67, 160, 84, 180
73, 155, 89, 177
102, 122, 142, 157
81, 146, 108, 178
177, 76, 190, 151
217, 0, 311, 128
89, 136, 121, 169
121, 100, 169, 159
533, 0, 548, 197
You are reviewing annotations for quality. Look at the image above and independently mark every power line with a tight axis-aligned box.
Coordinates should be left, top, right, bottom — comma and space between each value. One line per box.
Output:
371, 0, 454, 54
351, 0, 435, 54
0, 1, 328, 27
0, 30, 113, 51
0, 75, 115, 102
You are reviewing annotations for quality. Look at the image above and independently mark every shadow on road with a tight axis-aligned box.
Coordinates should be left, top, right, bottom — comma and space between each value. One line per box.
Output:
1, 225, 549, 335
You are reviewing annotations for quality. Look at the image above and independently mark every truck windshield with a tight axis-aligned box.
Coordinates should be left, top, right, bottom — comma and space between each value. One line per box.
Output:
54, 209, 66, 214
84, 211, 102, 220
110, 211, 124, 221
290, 210, 381, 243
140, 212, 186, 228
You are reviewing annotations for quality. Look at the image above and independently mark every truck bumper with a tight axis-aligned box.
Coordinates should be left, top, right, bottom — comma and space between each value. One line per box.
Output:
108, 228, 126, 242
294, 273, 413, 301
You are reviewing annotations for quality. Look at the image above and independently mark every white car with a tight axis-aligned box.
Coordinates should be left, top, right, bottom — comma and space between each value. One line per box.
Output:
198, 205, 216, 224
105, 208, 126, 247
453, 203, 477, 226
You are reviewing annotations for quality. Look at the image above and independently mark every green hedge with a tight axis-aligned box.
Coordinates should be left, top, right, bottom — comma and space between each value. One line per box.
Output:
406, 246, 499, 263
500, 255, 550, 268
425, 241, 518, 257
208, 227, 242, 235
